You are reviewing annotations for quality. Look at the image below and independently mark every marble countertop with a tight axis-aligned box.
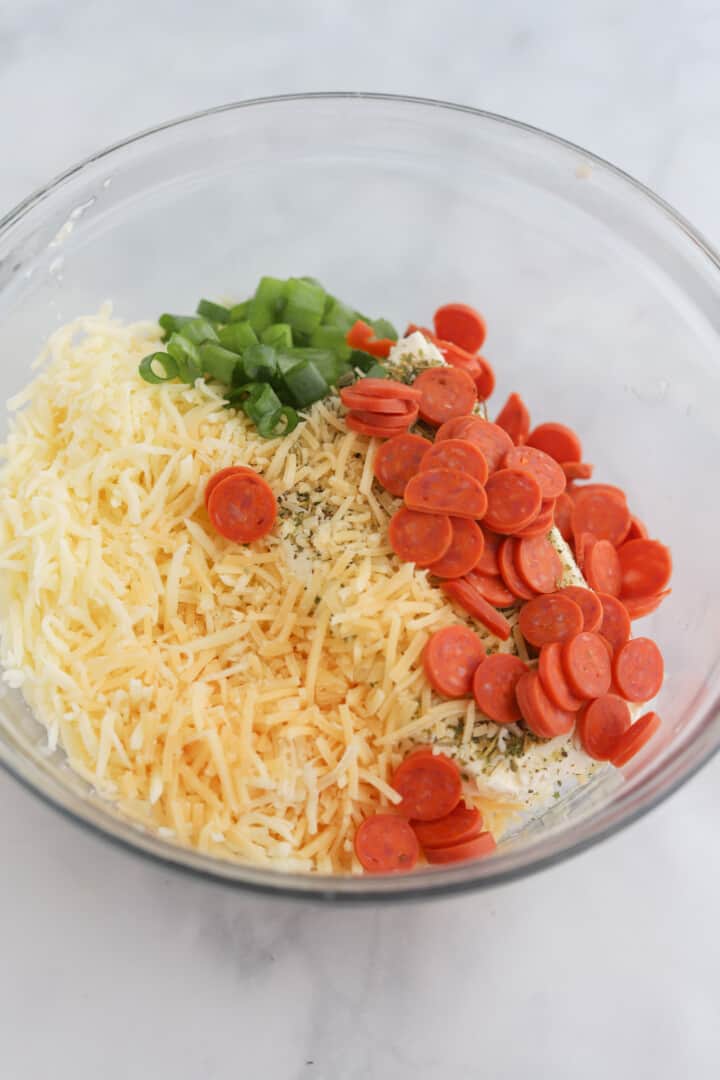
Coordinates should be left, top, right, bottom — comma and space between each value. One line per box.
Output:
1, 2, 719, 1077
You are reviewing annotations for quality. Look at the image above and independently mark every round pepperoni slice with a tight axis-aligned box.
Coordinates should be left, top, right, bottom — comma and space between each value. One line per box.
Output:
585, 538, 622, 596
350, 403, 418, 429
426, 518, 485, 580
207, 472, 277, 543
484, 469, 543, 534
596, 592, 631, 650
612, 637, 664, 702
526, 422, 582, 464
538, 642, 584, 711
405, 468, 488, 519
495, 392, 530, 445
626, 515, 648, 541
204, 465, 255, 509
424, 831, 497, 864
411, 802, 483, 850
352, 377, 421, 401
433, 302, 487, 353
504, 445, 567, 500
472, 653, 527, 725
388, 507, 452, 567
573, 531, 596, 573
413, 366, 477, 427
475, 527, 503, 576
474, 356, 496, 402
621, 589, 671, 620
617, 539, 672, 599
562, 632, 612, 700
346, 413, 416, 439
515, 670, 576, 739
372, 433, 431, 497
554, 492, 574, 542
512, 499, 556, 538
465, 569, 515, 608
497, 537, 536, 601
571, 489, 631, 547
514, 535, 562, 594
436, 417, 513, 473
419, 438, 489, 485
576, 695, 632, 761
610, 711, 662, 767
391, 751, 462, 821
423, 625, 486, 698
441, 579, 513, 640
340, 388, 411, 413
435, 340, 484, 384
562, 461, 594, 481
559, 587, 603, 633
518, 594, 584, 647
354, 814, 420, 873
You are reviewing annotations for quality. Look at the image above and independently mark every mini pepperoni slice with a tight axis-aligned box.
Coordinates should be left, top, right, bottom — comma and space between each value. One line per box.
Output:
504, 445, 567, 501
372, 433, 431, 497
484, 469, 542, 534
571, 489, 631, 547
585, 538, 622, 596
339, 387, 410, 413
354, 814, 419, 873
426, 518, 485, 579
562, 461, 594, 480
512, 499, 556, 538
352, 377, 422, 402
423, 625, 486, 698
498, 537, 536, 601
425, 831, 497, 864
562, 631, 612, 700
610, 711, 662, 767
626, 515, 648, 541
405, 468, 488, 519
391, 751, 463, 821
559, 587, 603, 632
388, 507, 452, 566
515, 669, 576, 739
346, 413, 415, 439
350, 403, 419, 429
433, 302, 487, 353
568, 482, 628, 503
436, 417, 512, 473
472, 653, 528, 725
617, 539, 672, 599
596, 592, 631, 650
518, 593, 584, 647
475, 527, 503, 576
204, 465, 255, 509
515, 535, 563, 594
411, 802, 483, 849
465, 569, 515, 608
420, 438, 489, 485
526, 422, 582, 464
576, 695, 632, 761
612, 637, 664, 702
495, 392, 530, 445
435, 339, 484, 381
573, 531, 596, 573
621, 589, 671, 620
554, 492, 574, 542
538, 642, 584, 711
474, 356, 496, 401
441, 579, 513, 640
207, 472, 277, 543
413, 366, 477, 427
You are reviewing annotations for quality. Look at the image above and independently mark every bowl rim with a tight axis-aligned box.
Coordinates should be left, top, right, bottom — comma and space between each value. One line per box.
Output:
1, 91, 718, 902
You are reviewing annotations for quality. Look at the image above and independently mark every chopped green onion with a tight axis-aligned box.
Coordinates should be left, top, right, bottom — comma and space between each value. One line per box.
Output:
283, 359, 329, 408
261, 323, 293, 351
139, 352, 179, 383
239, 382, 284, 427
256, 406, 299, 438
159, 313, 194, 338
322, 296, 358, 332
197, 299, 232, 323
364, 362, 388, 380
284, 278, 326, 334
177, 316, 220, 346
309, 326, 351, 360
370, 317, 398, 340
248, 277, 287, 333
350, 349, 378, 373
198, 343, 240, 384
237, 344, 278, 384
218, 321, 258, 352
229, 300, 250, 322
299, 276, 325, 288
289, 347, 343, 387
166, 333, 202, 383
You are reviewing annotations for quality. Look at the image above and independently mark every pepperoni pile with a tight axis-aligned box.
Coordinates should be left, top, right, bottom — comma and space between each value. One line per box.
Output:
354, 748, 496, 872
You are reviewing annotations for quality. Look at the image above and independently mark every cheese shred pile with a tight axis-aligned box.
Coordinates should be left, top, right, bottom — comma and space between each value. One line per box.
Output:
0, 311, 515, 873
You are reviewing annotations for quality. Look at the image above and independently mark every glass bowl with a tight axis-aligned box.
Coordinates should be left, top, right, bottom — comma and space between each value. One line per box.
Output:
1, 93, 718, 901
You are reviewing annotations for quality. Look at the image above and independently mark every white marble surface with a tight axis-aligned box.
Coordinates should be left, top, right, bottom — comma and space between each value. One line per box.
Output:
1, 2, 719, 1077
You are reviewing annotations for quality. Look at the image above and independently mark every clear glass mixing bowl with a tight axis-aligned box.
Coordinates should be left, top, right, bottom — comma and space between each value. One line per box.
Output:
0, 93, 718, 900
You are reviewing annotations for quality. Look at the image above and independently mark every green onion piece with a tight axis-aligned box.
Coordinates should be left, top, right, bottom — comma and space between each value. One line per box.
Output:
299, 276, 325, 288
237, 344, 277, 384
198, 343, 240, 385
229, 300, 250, 322
289, 347, 342, 387
159, 313, 194, 338
166, 333, 202, 384
177, 316, 220, 346
350, 349, 378, 373
282, 359, 329, 408
248, 277, 288, 333
261, 323, 293, 351
256, 405, 299, 438
309, 326, 352, 361
364, 362, 388, 380
370, 317, 398, 340
196, 299, 232, 323
284, 278, 326, 334
218, 321, 258, 352
139, 352, 179, 383
241, 382, 284, 426
322, 296, 358, 332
